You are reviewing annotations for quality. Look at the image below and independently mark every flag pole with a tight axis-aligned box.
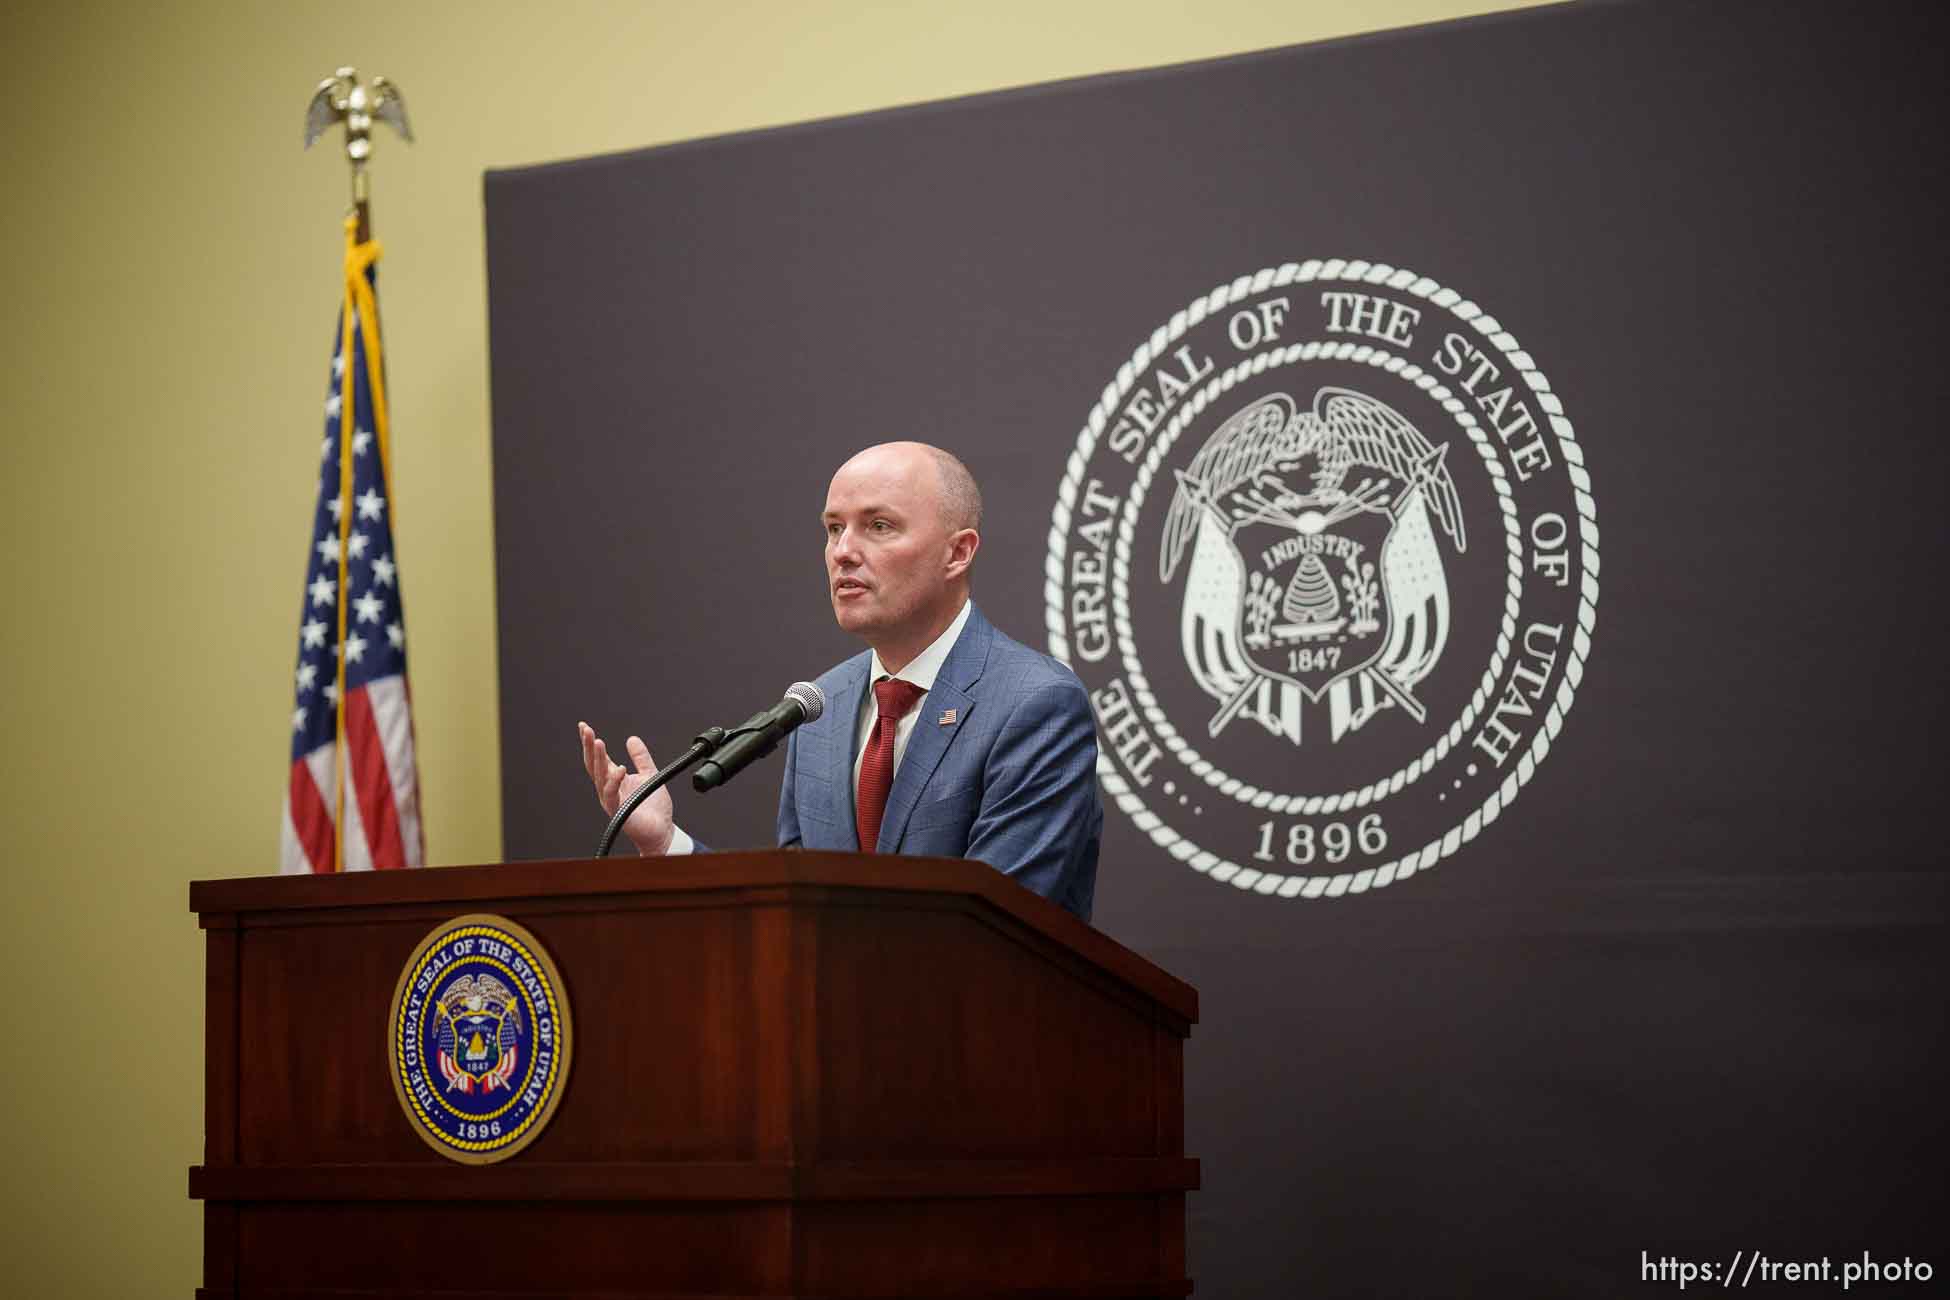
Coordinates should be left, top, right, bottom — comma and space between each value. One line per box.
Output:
304, 69, 413, 870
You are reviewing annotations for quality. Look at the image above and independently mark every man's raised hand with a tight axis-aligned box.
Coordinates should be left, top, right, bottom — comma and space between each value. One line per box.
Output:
577, 721, 676, 856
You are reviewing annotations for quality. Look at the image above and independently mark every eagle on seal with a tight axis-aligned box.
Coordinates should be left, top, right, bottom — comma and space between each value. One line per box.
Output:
1159, 387, 1466, 744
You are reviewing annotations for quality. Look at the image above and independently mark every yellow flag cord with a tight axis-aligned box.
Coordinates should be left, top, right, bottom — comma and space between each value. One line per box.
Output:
331, 216, 394, 871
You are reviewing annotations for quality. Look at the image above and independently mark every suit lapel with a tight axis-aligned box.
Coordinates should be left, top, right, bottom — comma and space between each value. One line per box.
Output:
878, 604, 993, 852
825, 655, 870, 846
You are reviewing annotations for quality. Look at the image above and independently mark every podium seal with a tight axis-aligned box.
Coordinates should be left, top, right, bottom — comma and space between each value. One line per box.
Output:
388, 914, 573, 1163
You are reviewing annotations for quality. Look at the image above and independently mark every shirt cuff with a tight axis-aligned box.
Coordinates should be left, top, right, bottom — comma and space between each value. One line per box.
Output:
663, 825, 696, 856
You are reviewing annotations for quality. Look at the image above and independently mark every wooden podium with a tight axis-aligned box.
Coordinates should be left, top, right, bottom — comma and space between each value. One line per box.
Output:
190, 852, 1198, 1298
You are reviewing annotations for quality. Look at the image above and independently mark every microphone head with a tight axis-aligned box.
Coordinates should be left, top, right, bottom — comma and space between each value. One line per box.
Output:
784, 680, 825, 724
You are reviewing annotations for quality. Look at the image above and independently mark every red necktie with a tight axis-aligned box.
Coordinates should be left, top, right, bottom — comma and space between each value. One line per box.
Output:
856, 677, 925, 852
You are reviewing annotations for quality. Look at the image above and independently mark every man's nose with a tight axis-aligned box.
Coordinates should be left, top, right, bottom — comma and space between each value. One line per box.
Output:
829, 530, 863, 565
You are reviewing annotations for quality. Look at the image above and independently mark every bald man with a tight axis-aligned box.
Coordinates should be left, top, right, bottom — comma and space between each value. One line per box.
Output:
578, 442, 1102, 920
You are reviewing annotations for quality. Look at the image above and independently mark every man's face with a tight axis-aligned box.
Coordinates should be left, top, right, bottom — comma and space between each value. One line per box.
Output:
822, 446, 956, 645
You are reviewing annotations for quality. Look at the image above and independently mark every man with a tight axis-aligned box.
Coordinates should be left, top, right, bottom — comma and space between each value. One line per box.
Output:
577, 441, 1102, 920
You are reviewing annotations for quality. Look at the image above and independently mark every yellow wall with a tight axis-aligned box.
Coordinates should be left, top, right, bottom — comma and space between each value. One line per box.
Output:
0, 1, 1546, 1291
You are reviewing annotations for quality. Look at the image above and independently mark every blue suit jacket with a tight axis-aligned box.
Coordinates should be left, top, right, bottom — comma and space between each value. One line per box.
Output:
776, 604, 1101, 921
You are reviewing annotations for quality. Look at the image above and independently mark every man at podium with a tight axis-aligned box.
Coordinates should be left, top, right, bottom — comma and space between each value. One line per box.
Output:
578, 441, 1102, 920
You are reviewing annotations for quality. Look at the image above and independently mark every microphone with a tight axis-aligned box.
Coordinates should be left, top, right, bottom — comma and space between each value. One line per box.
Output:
692, 681, 825, 793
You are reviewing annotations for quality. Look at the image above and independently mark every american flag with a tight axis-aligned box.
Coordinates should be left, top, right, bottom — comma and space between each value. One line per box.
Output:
280, 226, 424, 873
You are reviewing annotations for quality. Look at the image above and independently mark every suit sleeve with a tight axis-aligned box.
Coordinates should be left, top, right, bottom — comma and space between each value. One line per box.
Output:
960, 676, 1101, 911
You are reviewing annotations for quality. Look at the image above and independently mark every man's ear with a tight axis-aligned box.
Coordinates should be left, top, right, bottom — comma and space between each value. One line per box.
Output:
944, 528, 980, 580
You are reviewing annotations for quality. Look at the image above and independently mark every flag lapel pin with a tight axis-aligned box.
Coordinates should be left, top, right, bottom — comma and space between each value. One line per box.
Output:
938, 708, 957, 726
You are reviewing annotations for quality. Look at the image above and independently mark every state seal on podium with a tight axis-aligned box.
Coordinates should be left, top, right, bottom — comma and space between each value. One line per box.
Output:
388, 914, 573, 1163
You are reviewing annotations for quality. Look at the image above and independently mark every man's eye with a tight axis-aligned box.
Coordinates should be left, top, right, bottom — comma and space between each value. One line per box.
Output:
872, 519, 892, 531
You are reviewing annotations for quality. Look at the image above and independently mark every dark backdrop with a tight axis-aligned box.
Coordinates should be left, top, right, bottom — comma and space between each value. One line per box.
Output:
485, 2, 1949, 1294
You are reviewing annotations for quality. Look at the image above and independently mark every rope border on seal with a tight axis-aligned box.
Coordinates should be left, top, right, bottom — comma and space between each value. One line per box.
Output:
1045, 259, 1601, 900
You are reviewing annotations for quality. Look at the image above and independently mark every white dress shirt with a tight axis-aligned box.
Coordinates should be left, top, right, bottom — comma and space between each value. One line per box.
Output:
662, 599, 971, 856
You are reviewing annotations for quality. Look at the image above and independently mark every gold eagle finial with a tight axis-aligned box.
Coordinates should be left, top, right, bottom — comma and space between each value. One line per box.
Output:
304, 67, 413, 239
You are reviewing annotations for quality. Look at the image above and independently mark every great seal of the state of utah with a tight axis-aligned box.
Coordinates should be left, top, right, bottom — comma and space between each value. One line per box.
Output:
1047, 260, 1599, 899
389, 914, 573, 1163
